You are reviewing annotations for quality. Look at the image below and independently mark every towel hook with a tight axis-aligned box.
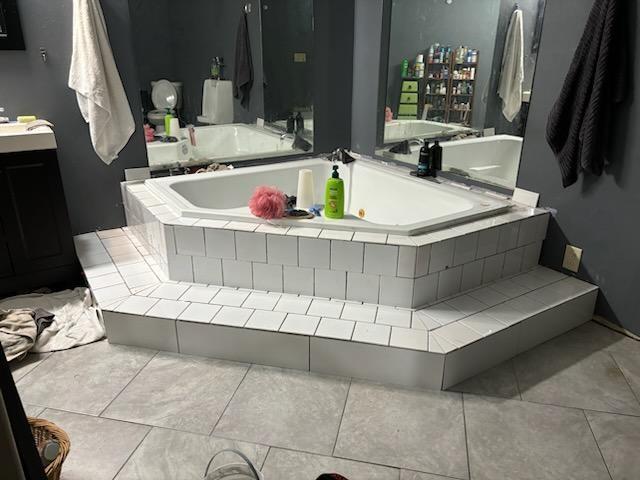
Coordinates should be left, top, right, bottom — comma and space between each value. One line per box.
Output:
244, 3, 251, 13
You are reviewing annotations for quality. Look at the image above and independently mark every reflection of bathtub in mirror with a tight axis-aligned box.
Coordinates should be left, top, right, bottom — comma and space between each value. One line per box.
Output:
383, 119, 473, 143
380, 134, 522, 190
146, 124, 301, 170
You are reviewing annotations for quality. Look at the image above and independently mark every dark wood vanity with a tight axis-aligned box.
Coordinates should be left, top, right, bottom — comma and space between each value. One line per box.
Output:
0, 129, 79, 297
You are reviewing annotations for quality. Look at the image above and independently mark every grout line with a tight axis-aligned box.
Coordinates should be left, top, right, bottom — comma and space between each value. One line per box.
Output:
461, 393, 473, 480
331, 378, 352, 456
111, 424, 153, 479
97, 350, 159, 418
608, 351, 640, 409
12, 352, 55, 385
209, 363, 253, 436
510, 358, 523, 401
582, 409, 614, 480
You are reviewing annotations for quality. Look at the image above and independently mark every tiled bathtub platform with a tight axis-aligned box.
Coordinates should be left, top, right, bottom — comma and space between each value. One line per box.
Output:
122, 181, 550, 309
76, 229, 598, 390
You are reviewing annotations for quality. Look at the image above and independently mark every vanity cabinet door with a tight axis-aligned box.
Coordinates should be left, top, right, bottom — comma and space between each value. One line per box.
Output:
0, 173, 15, 279
0, 150, 76, 275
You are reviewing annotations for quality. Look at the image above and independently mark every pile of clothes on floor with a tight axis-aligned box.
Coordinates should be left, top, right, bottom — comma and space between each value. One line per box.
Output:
0, 288, 104, 362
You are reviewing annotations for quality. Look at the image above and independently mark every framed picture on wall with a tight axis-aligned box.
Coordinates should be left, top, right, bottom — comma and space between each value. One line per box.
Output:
0, 0, 25, 50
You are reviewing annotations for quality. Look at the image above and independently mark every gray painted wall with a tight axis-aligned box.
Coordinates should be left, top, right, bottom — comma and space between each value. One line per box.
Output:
351, 0, 385, 155
0, 0, 148, 235
518, 0, 640, 335
386, 0, 501, 129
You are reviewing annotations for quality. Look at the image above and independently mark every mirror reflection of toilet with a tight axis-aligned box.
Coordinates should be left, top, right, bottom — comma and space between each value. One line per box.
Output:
147, 79, 182, 132
198, 79, 234, 125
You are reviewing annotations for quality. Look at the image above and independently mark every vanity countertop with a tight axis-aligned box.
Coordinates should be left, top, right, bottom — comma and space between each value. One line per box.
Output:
0, 122, 57, 154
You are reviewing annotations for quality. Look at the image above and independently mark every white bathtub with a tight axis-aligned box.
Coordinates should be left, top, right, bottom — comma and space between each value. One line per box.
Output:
384, 120, 472, 144
146, 157, 511, 236
380, 135, 523, 190
146, 124, 298, 170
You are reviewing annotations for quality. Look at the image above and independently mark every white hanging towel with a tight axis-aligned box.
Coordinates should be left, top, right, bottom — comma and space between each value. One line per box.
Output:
498, 8, 524, 122
68, 0, 135, 165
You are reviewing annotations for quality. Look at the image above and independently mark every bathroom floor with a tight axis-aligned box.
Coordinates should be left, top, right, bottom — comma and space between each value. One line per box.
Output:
11, 320, 640, 480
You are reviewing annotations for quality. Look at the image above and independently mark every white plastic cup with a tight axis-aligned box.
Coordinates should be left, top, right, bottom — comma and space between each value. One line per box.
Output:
296, 169, 315, 210
169, 117, 181, 138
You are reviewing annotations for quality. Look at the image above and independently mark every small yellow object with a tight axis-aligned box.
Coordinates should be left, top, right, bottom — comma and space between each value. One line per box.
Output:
358, 208, 366, 219
17, 116, 37, 123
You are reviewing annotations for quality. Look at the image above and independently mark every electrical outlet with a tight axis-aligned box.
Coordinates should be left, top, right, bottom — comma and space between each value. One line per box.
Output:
562, 245, 582, 273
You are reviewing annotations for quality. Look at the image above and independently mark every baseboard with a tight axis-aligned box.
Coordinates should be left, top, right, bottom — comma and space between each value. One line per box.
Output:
593, 315, 640, 341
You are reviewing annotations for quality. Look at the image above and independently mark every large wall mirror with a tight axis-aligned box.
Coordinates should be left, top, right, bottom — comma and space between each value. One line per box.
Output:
376, 0, 546, 190
128, 0, 314, 172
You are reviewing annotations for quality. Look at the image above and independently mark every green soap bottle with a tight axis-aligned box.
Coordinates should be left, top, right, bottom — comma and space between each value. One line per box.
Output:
324, 165, 344, 219
164, 110, 173, 136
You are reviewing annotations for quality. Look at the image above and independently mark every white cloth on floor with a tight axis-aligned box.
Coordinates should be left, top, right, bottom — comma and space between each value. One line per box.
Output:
0, 309, 37, 362
68, 0, 135, 165
498, 8, 525, 122
0, 288, 104, 353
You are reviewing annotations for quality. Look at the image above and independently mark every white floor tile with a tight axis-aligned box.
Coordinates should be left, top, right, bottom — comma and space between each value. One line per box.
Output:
242, 292, 281, 310
315, 317, 355, 340
307, 299, 344, 318
434, 322, 482, 348
256, 223, 289, 235
98, 228, 126, 239
225, 221, 259, 232
352, 322, 391, 346
179, 286, 220, 303
211, 306, 253, 327
390, 327, 428, 351
460, 312, 508, 336
114, 296, 158, 315
411, 310, 442, 331
123, 272, 158, 289
88, 273, 123, 290
92, 284, 130, 304
287, 226, 322, 238
212, 289, 250, 307
340, 303, 377, 323
84, 263, 118, 279
245, 310, 287, 331
490, 278, 531, 298
418, 303, 465, 326
118, 262, 152, 277
146, 299, 190, 319
178, 303, 222, 323
149, 283, 190, 300
274, 295, 312, 314
375, 307, 412, 328
468, 286, 509, 307
445, 294, 488, 316
280, 314, 320, 335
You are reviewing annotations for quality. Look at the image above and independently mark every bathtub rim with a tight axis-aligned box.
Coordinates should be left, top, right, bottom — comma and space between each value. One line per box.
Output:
145, 156, 513, 237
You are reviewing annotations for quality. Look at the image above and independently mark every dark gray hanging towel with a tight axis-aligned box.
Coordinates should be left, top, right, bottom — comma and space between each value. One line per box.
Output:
233, 12, 253, 109
546, 0, 627, 188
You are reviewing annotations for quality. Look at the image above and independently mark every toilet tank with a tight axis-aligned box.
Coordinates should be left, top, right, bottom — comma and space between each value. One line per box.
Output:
198, 79, 234, 125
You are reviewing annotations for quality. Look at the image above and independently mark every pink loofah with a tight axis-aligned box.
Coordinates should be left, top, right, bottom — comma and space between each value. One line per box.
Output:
249, 186, 287, 219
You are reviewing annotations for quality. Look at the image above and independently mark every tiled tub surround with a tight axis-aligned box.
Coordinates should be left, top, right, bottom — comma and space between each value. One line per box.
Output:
76, 229, 597, 390
122, 180, 550, 309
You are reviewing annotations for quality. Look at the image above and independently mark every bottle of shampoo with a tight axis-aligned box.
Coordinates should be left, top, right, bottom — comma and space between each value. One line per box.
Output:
417, 142, 430, 177
164, 110, 173, 135
324, 165, 344, 219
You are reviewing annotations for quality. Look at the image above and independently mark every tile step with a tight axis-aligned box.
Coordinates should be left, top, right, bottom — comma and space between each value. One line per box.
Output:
78, 229, 598, 390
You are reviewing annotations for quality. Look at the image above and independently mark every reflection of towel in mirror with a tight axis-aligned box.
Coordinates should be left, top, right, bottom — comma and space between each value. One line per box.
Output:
233, 13, 254, 109
68, 0, 135, 165
0, 309, 37, 362
498, 8, 524, 122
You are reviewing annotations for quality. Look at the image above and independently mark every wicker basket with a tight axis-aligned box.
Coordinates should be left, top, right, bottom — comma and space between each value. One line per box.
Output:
28, 417, 71, 480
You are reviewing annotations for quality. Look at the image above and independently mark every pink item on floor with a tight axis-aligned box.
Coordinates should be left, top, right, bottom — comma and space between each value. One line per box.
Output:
249, 186, 287, 219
